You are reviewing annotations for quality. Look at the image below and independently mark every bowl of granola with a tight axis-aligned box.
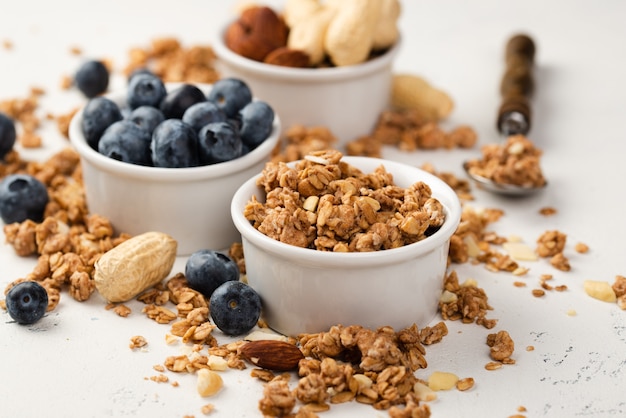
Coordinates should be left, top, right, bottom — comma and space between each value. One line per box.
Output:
212, 3, 402, 146
231, 150, 462, 337
69, 80, 281, 255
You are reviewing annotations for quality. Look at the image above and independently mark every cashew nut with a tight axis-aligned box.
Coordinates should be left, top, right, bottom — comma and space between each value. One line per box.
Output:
324, 0, 382, 66
372, 0, 401, 50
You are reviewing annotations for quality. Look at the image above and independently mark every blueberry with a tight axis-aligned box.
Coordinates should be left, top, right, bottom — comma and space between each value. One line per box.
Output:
206, 78, 252, 118
182, 101, 227, 133
151, 119, 199, 168
128, 106, 165, 135
159, 83, 206, 119
239, 101, 274, 149
127, 73, 167, 109
81, 97, 123, 150
0, 111, 16, 160
5, 281, 48, 325
75, 60, 109, 98
185, 250, 239, 299
197, 121, 243, 165
128, 67, 156, 83
209, 281, 261, 336
0, 174, 49, 224
98, 120, 153, 166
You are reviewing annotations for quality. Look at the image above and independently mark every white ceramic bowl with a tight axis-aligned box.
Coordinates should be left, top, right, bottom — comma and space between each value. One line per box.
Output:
69, 84, 281, 256
231, 156, 462, 337
213, 25, 401, 146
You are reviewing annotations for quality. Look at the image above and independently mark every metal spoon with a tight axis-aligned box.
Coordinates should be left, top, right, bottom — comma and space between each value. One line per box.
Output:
464, 34, 547, 196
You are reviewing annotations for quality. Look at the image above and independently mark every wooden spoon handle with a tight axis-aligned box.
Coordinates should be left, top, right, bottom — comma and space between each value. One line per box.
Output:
497, 34, 536, 136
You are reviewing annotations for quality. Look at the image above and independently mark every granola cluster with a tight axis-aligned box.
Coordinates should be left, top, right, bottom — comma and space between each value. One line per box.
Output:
245, 150, 446, 252
346, 109, 478, 158
464, 134, 546, 188
439, 270, 496, 329
1, 148, 131, 311
123, 37, 220, 84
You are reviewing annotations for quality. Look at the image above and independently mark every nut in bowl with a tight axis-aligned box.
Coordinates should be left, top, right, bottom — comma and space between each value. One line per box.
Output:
231, 152, 462, 337
69, 80, 281, 255
212, 3, 402, 146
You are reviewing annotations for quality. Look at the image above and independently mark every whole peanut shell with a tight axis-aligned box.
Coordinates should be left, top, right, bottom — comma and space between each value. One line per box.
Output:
94, 231, 177, 303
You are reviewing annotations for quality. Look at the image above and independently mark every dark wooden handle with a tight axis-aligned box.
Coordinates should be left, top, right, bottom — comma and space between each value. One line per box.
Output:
497, 34, 536, 136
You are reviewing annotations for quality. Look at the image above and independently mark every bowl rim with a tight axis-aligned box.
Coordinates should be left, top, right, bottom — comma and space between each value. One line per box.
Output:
212, 23, 402, 82
68, 82, 281, 183
231, 156, 462, 268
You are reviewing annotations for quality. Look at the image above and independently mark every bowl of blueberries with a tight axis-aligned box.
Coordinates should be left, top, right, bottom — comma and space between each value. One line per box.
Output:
69, 73, 280, 255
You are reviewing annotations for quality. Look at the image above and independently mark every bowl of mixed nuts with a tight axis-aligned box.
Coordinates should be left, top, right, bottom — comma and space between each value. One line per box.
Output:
231, 150, 462, 337
212, 1, 402, 145
69, 76, 281, 255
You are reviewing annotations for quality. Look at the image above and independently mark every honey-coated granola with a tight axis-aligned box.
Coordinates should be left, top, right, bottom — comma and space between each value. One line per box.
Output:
245, 150, 446, 252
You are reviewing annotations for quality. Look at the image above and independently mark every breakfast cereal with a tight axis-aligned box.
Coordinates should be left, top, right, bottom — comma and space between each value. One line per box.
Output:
245, 150, 445, 251
464, 134, 546, 188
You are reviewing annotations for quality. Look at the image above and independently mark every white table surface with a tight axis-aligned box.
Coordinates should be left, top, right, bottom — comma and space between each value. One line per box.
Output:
1, 1, 625, 417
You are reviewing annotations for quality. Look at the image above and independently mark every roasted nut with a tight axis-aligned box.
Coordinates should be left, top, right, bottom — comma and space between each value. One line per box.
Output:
264, 47, 311, 67
287, 7, 335, 65
238, 340, 305, 371
372, 0, 401, 50
584, 280, 617, 303
427, 371, 459, 391
225, 6, 289, 62
94, 231, 177, 302
324, 0, 379, 66
391, 74, 454, 121
196, 368, 223, 397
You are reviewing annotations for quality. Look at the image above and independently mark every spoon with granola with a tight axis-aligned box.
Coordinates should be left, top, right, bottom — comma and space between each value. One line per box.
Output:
464, 34, 547, 196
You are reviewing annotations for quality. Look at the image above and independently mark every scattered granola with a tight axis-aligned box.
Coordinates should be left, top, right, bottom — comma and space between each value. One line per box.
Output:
124, 37, 219, 84
487, 330, 515, 363
439, 270, 496, 328
346, 108, 477, 156
130, 335, 148, 350
0, 89, 44, 148
539, 206, 557, 216
536, 229, 567, 257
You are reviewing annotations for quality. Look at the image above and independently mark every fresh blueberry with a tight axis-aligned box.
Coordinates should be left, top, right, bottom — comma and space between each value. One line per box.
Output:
185, 250, 239, 299
0, 174, 49, 224
75, 60, 109, 98
128, 106, 165, 135
197, 121, 243, 165
238, 101, 274, 149
5, 281, 48, 324
182, 101, 227, 133
159, 83, 206, 119
98, 120, 153, 166
209, 281, 261, 336
0, 111, 16, 160
81, 97, 123, 150
127, 73, 167, 109
128, 67, 156, 83
151, 119, 199, 168
206, 78, 252, 118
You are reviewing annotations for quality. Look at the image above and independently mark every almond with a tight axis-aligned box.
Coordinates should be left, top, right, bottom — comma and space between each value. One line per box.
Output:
225, 6, 289, 62
238, 340, 304, 371
264, 47, 310, 68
